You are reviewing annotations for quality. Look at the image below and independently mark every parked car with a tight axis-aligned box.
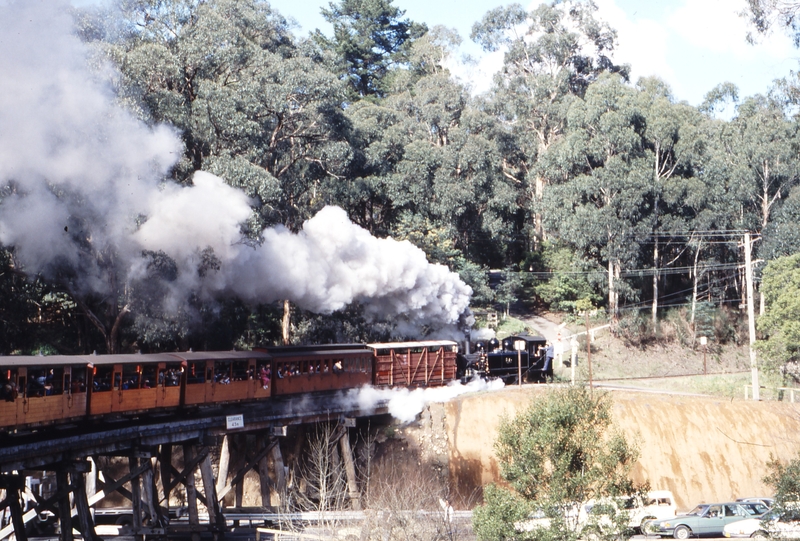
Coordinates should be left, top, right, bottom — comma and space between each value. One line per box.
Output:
736, 497, 775, 509
647, 501, 770, 539
723, 508, 800, 538
514, 504, 581, 533
580, 490, 678, 533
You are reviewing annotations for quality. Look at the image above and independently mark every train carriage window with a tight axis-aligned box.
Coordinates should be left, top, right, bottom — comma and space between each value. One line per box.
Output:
93, 366, 113, 392
164, 363, 182, 386
141, 365, 157, 388
232, 361, 249, 381
121, 364, 140, 390
48, 367, 64, 395
113, 372, 122, 390
28, 369, 46, 397
18, 376, 26, 397
187, 362, 205, 384
1, 369, 18, 401
215, 361, 232, 384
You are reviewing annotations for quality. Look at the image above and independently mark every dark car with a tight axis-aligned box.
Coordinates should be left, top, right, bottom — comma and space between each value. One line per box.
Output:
647, 501, 770, 539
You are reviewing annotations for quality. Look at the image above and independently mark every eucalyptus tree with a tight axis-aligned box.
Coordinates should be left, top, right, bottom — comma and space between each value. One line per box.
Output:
761, 186, 800, 260
344, 28, 519, 278
743, 0, 800, 46
541, 74, 651, 320
471, 1, 628, 242
636, 77, 706, 324
103, 0, 352, 230
719, 95, 800, 233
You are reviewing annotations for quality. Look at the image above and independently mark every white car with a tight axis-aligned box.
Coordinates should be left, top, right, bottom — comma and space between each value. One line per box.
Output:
580, 490, 678, 533
724, 510, 800, 539
514, 504, 581, 533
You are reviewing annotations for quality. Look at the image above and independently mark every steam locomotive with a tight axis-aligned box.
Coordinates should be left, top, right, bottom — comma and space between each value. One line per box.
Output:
0, 340, 458, 432
459, 333, 552, 384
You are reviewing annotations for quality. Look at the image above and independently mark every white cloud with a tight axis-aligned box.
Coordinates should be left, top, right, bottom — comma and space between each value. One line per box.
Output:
667, 0, 794, 59
594, 0, 675, 89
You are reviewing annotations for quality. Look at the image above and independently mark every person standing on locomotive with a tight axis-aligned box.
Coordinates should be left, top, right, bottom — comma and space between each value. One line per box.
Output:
544, 342, 555, 374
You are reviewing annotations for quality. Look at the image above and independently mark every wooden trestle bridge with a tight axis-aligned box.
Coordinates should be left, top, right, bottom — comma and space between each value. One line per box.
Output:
0, 392, 388, 541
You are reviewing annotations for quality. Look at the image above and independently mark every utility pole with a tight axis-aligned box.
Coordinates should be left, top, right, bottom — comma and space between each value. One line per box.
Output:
744, 232, 759, 401
586, 311, 593, 390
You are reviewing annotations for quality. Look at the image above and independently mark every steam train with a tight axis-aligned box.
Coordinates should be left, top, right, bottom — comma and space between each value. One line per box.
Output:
0, 340, 458, 432
460, 333, 552, 384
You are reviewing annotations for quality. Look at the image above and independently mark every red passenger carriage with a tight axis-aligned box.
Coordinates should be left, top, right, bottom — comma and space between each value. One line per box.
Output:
175, 350, 272, 406
259, 344, 373, 395
0, 355, 91, 429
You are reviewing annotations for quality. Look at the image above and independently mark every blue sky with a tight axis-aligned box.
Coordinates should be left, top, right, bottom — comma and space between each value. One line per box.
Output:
71, 0, 800, 107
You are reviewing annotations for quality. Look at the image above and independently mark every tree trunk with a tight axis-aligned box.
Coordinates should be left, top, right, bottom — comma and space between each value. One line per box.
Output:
608, 259, 618, 321
652, 239, 659, 327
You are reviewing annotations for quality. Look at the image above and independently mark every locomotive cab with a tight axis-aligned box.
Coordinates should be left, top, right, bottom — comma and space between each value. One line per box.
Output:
469, 333, 549, 384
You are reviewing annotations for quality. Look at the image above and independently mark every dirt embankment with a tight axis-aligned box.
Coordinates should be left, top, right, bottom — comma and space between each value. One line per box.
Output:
434, 386, 800, 510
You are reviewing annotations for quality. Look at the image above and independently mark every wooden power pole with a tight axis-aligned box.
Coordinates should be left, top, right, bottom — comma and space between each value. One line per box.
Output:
744, 232, 759, 401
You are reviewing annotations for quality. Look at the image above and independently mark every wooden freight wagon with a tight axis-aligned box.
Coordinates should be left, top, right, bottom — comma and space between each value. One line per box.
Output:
368, 340, 458, 388
260, 344, 373, 395
0, 355, 92, 430
173, 351, 272, 406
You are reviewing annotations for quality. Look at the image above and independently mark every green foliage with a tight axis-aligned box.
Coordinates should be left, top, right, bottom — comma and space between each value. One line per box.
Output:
391, 212, 495, 306
472, 484, 531, 541
757, 254, 800, 375
495, 315, 528, 338
496, 268, 523, 317
718, 95, 800, 232
473, 386, 642, 541
760, 186, 800, 260
616, 311, 656, 349
316, 0, 426, 98
532, 243, 602, 312
764, 454, 800, 511
103, 0, 352, 230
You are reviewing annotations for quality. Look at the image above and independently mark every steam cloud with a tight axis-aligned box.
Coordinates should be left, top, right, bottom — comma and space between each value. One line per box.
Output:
340, 378, 506, 424
0, 1, 472, 331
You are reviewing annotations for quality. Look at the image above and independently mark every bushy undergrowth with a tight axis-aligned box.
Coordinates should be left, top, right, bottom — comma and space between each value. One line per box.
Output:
614, 306, 746, 350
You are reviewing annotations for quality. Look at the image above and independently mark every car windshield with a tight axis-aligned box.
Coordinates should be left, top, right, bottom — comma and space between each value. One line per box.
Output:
687, 505, 708, 516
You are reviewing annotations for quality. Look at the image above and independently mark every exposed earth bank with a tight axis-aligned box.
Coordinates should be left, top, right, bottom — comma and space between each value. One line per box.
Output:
394, 385, 800, 511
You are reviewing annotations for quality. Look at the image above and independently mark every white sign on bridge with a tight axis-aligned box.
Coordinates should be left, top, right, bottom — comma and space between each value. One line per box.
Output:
226, 414, 244, 430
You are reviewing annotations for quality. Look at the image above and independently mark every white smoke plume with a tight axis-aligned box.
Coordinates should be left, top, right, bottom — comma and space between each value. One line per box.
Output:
339, 378, 506, 424
470, 328, 497, 341
0, 1, 472, 331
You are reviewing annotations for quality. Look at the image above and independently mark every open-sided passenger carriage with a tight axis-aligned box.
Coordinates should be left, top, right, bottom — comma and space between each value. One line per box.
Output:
258, 344, 373, 395
0, 355, 91, 429
88, 353, 185, 416
174, 350, 272, 406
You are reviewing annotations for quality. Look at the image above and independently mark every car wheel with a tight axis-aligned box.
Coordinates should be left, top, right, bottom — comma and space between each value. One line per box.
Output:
750, 531, 768, 539
673, 525, 691, 539
584, 527, 601, 541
